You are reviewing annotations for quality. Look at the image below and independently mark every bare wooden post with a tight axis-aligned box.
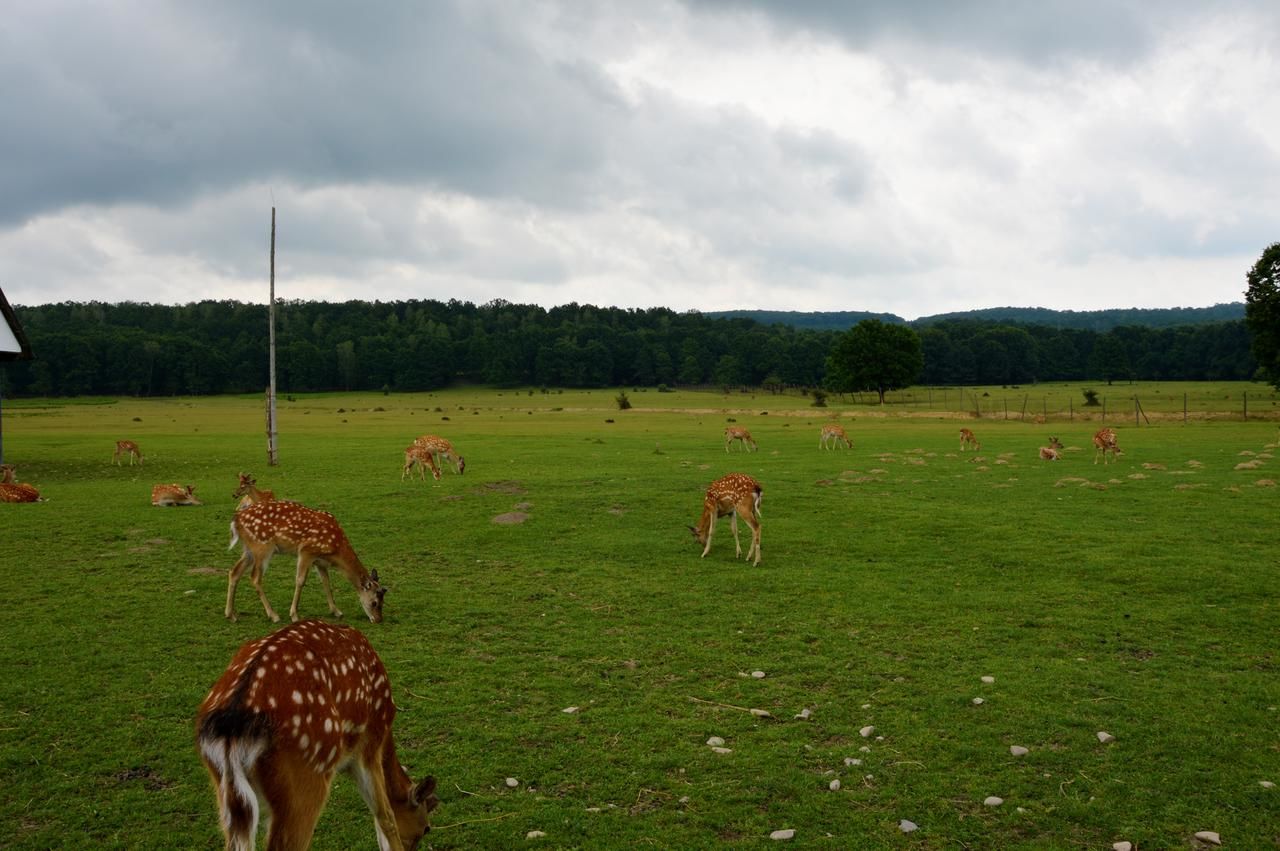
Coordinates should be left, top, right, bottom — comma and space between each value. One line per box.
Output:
1069, 397, 1074, 421
1243, 391, 1248, 420
267, 207, 279, 466
1135, 398, 1139, 426
1184, 393, 1187, 423
1103, 398, 1107, 421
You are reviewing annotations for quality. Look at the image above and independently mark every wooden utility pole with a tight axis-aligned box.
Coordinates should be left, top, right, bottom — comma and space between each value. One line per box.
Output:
267, 207, 279, 466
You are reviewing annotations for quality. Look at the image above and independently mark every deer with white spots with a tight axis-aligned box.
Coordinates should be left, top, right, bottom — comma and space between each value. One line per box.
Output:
724, 426, 757, 452
152, 483, 203, 506
688, 473, 763, 566
1093, 427, 1122, 464
226, 501, 387, 624
196, 619, 439, 851
0, 464, 40, 503
1039, 436, 1064, 461
233, 473, 276, 510
412, 435, 465, 475
400, 445, 441, 482
959, 428, 980, 451
820, 424, 852, 450
113, 440, 143, 466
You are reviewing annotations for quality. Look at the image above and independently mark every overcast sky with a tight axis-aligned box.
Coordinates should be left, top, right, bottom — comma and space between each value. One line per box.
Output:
2, 1, 1277, 319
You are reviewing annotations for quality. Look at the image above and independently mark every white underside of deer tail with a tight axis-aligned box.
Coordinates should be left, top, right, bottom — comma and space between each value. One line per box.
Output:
201, 735, 264, 851
228, 520, 240, 551
753, 490, 762, 517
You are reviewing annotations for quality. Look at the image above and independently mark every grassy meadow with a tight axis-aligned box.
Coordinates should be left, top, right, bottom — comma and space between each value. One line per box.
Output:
0, 384, 1277, 849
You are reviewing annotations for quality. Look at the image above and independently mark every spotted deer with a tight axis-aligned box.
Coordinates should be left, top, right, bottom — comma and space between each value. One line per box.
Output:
233, 473, 276, 510
0, 464, 40, 503
1039, 436, 1064, 461
412, 435, 465, 475
196, 619, 439, 851
688, 473, 763, 566
226, 501, 387, 624
113, 440, 144, 466
959, 428, 981, 452
724, 426, 757, 453
401, 445, 441, 482
152, 483, 203, 506
820, 424, 852, 450
1093, 427, 1122, 465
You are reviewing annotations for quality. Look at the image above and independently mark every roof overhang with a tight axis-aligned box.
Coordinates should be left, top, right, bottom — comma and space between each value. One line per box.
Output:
0, 287, 33, 362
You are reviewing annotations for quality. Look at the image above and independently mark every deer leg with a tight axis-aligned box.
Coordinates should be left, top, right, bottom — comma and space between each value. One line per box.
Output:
260, 750, 331, 851
224, 551, 255, 621
313, 561, 344, 620
701, 513, 716, 558
349, 746, 405, 851
246, 549, 282, 623
730, 511, 743, 558
289, 551, 318, 622
743, 511, 761, 565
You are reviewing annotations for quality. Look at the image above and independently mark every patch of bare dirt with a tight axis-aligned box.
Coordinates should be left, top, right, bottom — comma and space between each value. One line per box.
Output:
187, 566, 222, 576
492, 512, 530, 525
478, 480, 527, 495
607, 505, 626, 515
111, 766, 175, 792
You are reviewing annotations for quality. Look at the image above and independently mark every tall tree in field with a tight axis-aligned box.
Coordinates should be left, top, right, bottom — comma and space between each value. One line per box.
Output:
825, 319, 923, 404
1244, 241, 1280, 385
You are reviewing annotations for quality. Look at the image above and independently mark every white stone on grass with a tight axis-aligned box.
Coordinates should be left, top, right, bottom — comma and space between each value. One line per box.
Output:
770, 828, 795, 840
972, 697, 985, 705
750, 708, 773, 718
1193, 831, 1221, 845
1260, 780, 1275, 789
860, 725, 876, 737
706, 736, 725, 747
1010, 746, 1029, 756
843, 757, 862, 766
505, 777, 520, 788
711, 746, 733, 754
752, 670, 766, 679
1096, 731, 1115, 743
984, 796, 1004, 807
828, 779, 841, 791
859, 745, 871, 752
794, 708, 812, 720
899, 820, 918, 833
1113, 842, 1133, 851
526, 830, 546, 839
562, 706, 579, 714
981, 675, 995, 683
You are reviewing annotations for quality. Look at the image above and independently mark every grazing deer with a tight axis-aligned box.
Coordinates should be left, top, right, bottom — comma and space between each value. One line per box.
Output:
152, 483, 203, 506
196, 619, 439, 851
401, 445, 441, 482
233, 473, 276, 510
0, 465, 40, 503
820, 424, 852, 450
412, 435, 465, 475
1093, 428, 1122, 465
226, 501, 387, 624
113, 440, 143, 466
959, 428, 981, 451
1039, 436, 1064, 461
724, 426, 757, 452
688, 473, 763, 566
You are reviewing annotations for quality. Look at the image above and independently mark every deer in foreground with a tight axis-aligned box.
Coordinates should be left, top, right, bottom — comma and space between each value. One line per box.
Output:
688, 473, 763, 566
233, 473, 276, 510
151, 483, 202, 506
401, 445, 442, 482
0, 464, 40, 503
226, 501, 387, 624
959, 428, 981, 452
1039, 437, 1064, 461
113, 440, 143, 466
820, 424, 852, 450
1093, 427, 1122, 465
412, 435, 465, 475
724, 426, 757, 452
196, 619, 439, 851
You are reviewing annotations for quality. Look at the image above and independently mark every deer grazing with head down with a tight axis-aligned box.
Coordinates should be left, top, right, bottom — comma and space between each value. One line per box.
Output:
688, 473, 763, 566
233, 473, 275, 510
1093, 427, 1122, 464
820, 424, 852, 450
0, 464, 40, 503
225, 501, 387, 624
151, 483, 203, 506
196, 619, 439, 851
1039, 436, 1064, 461
723, 426, 757, 453
412, 435, 465, 475
113, 440, 143, 466
959, 428, 981, 451
401, 445, 441, 482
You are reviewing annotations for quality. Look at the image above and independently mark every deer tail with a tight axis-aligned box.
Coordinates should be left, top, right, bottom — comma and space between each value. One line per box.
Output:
199, 707, 268, 851
753, 486, 763, 518
228, 520, 240, 551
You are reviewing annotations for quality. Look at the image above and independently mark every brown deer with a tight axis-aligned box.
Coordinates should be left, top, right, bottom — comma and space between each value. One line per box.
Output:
225, 501, 387, 624
0, 464, 40, 503
412, 434, 465, 475
151, 483, 203, 506
196, 619, 439, 850
233, 473, 275, 510
959, 428, 981, 451
820, 424, 852, 450
1039, 436, 1064, 461
724, 426, 757, 452
688, 473, 763, 566
401, 445, 442, 482
1093, 428, 1122, 465
113, 440, 143, 466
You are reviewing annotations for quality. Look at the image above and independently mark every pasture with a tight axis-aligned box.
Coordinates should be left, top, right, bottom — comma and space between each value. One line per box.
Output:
0, 385, 1277, 849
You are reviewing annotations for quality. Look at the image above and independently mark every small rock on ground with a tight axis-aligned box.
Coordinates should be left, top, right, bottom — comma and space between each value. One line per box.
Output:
752, 670, 766, 679
562, 706, 579, 713
899, 820, 918, 833
706, 736, 725, 747
973, 697, 985, 705
505, 777, 520, 787
1193, 830, 1221, 845
860, 725, 876, 737
794, 708, 812, 720
1260, 780, 1275, 788
984, 796, 1004, 807
711, 746, 733, 754
770, 828, 795, 840
981, 675, 995, 683
526, 830, 546, 839
843, 757, 862, 766
828, 779, 841, 791
1096, 731, 1116, 743
1010, 746, 1029, 756
1113, 842, 1133, 851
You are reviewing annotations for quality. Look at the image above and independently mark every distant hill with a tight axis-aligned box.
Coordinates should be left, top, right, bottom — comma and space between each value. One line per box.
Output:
710, 304, 1244, 332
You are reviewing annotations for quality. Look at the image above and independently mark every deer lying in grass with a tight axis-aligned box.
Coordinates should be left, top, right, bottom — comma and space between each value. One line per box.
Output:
151, 483, 202, 506
196, 619, 439, 850
688, 473, 763, 566
1039, 437, 1064, 461
0, 464, 40, 503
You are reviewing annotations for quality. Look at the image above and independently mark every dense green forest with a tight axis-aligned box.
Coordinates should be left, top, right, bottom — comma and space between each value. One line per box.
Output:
0, 299, 1257, 397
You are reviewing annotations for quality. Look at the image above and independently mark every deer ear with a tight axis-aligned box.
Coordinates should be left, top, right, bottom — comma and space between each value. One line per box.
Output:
370, 569, 380, 584
413, 775, 439, 810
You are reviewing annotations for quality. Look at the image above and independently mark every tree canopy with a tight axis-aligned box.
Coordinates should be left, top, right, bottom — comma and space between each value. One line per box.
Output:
824, 319, 924, 403
1244, 241, 1280, 386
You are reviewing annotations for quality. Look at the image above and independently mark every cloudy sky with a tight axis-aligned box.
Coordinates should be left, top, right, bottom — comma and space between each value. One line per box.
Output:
2, 1, 1277, 319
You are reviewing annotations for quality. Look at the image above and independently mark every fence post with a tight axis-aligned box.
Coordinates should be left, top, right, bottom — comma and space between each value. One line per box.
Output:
1184, 393, 1187, 424
1070, 398, 1074, 420
1135, 398, 1139, 426
1244, 391, 1248, 420
1103, 398, 1107, 421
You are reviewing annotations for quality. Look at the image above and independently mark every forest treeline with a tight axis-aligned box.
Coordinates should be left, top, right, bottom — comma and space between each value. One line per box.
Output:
1, 298, 1258, 397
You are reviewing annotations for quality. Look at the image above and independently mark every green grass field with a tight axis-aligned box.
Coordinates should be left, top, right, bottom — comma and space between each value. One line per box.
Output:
1, 385, 1277, 849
